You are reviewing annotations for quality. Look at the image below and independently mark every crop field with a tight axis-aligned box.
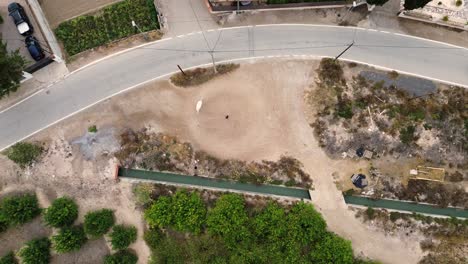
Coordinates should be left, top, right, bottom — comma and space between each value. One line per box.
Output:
55, 0, 159, 56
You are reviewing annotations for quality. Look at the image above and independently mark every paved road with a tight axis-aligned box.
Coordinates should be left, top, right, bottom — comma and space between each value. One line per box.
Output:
1, 25, 467, 150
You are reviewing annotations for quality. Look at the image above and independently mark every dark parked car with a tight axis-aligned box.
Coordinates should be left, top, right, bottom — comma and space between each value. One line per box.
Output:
25, 36, 45, 61
8, 2, 34, 36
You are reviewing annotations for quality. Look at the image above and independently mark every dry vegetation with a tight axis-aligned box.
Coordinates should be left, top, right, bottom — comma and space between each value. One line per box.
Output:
115, 129, 313, 188
309, 59, 467, 167
354, 208, 468, 264
170, 64, 240, 87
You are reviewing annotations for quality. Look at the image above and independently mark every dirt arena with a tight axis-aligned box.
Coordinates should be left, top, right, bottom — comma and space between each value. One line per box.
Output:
0, 60, 423, 263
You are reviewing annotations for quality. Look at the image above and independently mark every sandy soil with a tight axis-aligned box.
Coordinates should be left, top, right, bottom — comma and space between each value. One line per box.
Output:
39, 0, 122, 28
0, 59, 424, 263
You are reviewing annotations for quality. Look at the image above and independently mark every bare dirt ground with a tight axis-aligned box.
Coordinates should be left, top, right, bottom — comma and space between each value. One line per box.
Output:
39, 0, 122, 28
0, 60, 424, 263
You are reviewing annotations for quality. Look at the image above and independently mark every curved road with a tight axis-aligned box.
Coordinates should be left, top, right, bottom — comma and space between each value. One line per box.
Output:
1, 25, 467, 150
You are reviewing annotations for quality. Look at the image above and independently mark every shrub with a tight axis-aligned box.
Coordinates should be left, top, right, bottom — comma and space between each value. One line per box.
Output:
366, 207, 376, 219
0, 14, 3, 24
144, 228, 162, 250
0, 252, 17, 264
43, 197, 78, 228
170, 64, 239, 87
442, 15, 449, 22
133, 183, 153, 207
0, 194, 40, 226
455, 0, 462, 6
52, 226, 87, 253
88, 125, 97, 133
399, 125, 417, 144
18, 237, 51, 264
318, 58, 344, 85
144, 190, 206, 233
104, 250, 138, 264
110, 225, 137, 250
84, 209, 115, 237
310, 232, 354, 264
5, 142, 42, 168
206, 194, 251, 248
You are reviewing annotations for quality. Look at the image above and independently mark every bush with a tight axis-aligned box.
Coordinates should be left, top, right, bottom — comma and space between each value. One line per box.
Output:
55, 0, 159, 56
84, 209, 115, 237
442, 15, 449, 22
170, 64, 239, 87
144, 190, 206, 233
318, 58, 344, 85
399, 125, 417, 144
5, 142, 42, 168
0, 252, 17, 264
110, 225, 137, 250
104, 250, 138, 264
43, 197, 78, 228
144, 228, 162, 250
52, 226, 87, 253
310, 232, 354, 264
366, 207, 376, 219
0, 194, 40, 226
0, 14, 3, 24
455, 0, 462, 6
18, 237, 51, 264
88, 125, 97, 133
133, 183, 153, 207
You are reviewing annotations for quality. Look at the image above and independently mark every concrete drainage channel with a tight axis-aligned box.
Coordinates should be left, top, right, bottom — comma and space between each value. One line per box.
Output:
117, 167, 311, 200
117, 167, 468, 218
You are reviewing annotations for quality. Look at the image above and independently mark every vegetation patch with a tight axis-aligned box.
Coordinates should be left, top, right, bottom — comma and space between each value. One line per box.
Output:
0, 252, 17, 264
109, 225, 138, 250
0, 39, 25, 99
170, 64, 240, 87
116, 130, 313, 188
0, 194, 41, 227
55, 0, 159, 56
104, 250, 138, 264
52, 225, 87, 253
18, 237, 51, 264
309, 59, 467, 167
5, 142, 43, 168
43, 197, 79, 228
83, 209, 115, 238
143, 189, 374, 263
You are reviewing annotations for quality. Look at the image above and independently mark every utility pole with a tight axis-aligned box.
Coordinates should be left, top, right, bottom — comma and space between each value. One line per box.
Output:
177, 65, 186, 75
334, 42, 354, 61
132, 20, 149, 40
237, 0, 240, 13
209, 51, 217, 73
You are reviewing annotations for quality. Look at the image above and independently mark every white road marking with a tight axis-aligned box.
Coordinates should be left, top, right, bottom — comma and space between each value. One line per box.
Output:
0, 89, 44, 115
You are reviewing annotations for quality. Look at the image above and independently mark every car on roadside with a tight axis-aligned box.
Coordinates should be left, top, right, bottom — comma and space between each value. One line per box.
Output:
25, 36, 45, 61
8, 2, 34, 36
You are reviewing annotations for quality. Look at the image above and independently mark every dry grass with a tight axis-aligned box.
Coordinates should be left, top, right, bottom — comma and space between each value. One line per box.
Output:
170, 64, 240, 87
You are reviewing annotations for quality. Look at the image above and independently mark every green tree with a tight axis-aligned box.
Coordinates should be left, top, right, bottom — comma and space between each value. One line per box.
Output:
0, 39, 25, 99
18, 237, 51, 264
104, 250, 138, 264
84, 209, 115, 237
0, 194, 40, 226
206, 194, 251, 248
52, 226, 87, 253
287, 201, 327, 244
144, 196, 173, 228
5, 142, 42, 168
0, 252, 17, 264
310, 232, 354, 264
43, 197, 78, 228
171, 190, 206, 233
110, 225, 137, 250
144, 228, 163, 250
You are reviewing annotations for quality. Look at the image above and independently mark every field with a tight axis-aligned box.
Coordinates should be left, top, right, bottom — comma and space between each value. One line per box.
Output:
3, 59, 463, 263
54, 0, 159, 56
